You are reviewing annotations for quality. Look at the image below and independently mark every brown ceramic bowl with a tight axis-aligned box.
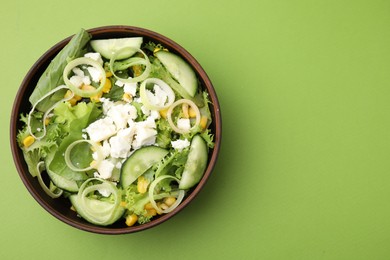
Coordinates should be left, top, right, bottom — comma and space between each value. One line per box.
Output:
10, 25, 221, 234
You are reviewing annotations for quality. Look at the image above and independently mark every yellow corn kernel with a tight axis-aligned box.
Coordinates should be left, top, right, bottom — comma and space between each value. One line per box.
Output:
122, 93, 132, 102
188, 107, 197, 118
65, 90, 82, 106
64, 90, 74, 99
120, 201, 127, 207
23, 135, 35, 148
159, 203, 169, 211
137, 176, 149, 194
90, 93, 102, 103
154, 47, 168, 54
164, 196, 176, 207
74, 95, 82, 101
182, 103, 189, 118
69, 98, 78, 106
44, 117, 50, 126
159, 108, 169, 119
105, 71, 113, 78
125, 214, 138, 227
132, 65, 143, 77
144, 202, 154, 210
80, 85, 102, 103
153, 47, 161, 54
102, 78, 112, 93
145, 209, 157, 217
200, 116, 208, 130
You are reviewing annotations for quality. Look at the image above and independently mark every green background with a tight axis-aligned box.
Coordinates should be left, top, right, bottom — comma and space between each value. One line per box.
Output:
1, 0, 390, 259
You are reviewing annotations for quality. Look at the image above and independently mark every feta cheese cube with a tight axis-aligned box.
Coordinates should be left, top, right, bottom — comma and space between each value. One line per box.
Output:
69, 75, 84, 88
109, 128, 134, 158
132, 118, 157, 149
87, 66, 103, 83
106, 103, 138, 130
171, 139, 190, 151
84, 52, 104, 65
132, 127, 157, 149
177, 118, 191, 131
95, 159, 115, 179
85, 117, 116, 142
123, 82, 137, 96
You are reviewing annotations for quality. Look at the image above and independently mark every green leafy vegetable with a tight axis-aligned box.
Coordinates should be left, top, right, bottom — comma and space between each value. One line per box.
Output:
46, 102, 101, 182
29, 28, 91, 112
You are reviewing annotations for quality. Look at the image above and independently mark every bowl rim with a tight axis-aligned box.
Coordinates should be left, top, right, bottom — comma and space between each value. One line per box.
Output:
10, 25, 222, 234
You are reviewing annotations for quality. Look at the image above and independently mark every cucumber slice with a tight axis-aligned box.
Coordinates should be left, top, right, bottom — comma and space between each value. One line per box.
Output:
155, 51, 198, 97
69, 195, 125, 226
179, 135, 208, 190
47, 169, 79, 192
120, 146, 169, 188
90, 37, 143, 60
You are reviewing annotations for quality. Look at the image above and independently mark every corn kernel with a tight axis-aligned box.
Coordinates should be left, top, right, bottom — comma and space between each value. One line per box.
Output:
81, 84, 95, 91
90, 93, 102, 103
159, 203, 169, 211
182, 103, 189, 118
44, 118, 50, 126
102, 78, 112, 93
125, 214, 138, 227
23, 135, 35, 148
64, 90, 74, 99
164, 197, 176, 207
123, 93, 132, 102
105, 71, 113, 78
145, 209, 157, 217
144, 202, 154, 210
160, 108, 169, 119
120, 201, 127, 207
137, 176, 149, 194
132, 65, 143, 77
68, 98, 78, 106
188, 107, 197, 118
74, 95, 82, 101
200, 116, 208, 130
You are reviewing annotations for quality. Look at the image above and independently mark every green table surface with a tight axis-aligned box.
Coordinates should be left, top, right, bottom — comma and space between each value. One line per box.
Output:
2, 0, 390, 259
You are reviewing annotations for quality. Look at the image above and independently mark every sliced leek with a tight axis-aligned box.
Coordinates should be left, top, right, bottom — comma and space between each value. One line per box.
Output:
63, 57, 106, 97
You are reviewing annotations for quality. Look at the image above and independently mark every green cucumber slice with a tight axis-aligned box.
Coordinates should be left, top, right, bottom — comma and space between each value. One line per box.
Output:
90, 37, 143, 60
69, 195, 125, 226
155, 51, 198, 97
120, 146, 169, 188
179, 135, 208, 189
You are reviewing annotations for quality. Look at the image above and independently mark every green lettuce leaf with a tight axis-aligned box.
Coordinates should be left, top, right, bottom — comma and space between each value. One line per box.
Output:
46, 101, 101, 182
17, 115, 63, 177
29, 28, 91, 112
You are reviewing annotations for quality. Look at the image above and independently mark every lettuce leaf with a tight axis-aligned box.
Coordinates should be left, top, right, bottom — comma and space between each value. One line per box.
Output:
29, 28, 91, 112
17, 115, 63, 177
46, 101, 101, 182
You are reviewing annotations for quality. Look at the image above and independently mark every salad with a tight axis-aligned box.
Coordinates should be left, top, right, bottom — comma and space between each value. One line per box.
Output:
17, 28, 214, 226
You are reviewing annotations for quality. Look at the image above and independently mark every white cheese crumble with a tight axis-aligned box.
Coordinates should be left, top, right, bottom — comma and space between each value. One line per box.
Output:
84, 96, 162, 179
94, 159, 115, 179
177, 118, 191, 131
145, 84, 168, 107
85, 117, 116, 143
171, 139, 190, 151
87, 66, 103, 83
84, 52, 104, 65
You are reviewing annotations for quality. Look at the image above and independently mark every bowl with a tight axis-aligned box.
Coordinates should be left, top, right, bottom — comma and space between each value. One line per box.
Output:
10, 25, 221, 234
